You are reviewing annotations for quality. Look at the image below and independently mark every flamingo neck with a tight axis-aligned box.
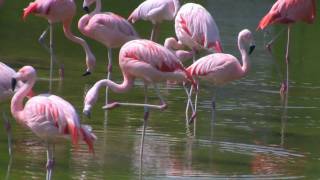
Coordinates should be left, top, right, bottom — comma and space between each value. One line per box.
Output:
238, 36, 250, 77
173, 0, 180, 17
11, 78, 35, 122
97, 75, 134, 93
63, 20, 95, 71
91, 0, 101, 15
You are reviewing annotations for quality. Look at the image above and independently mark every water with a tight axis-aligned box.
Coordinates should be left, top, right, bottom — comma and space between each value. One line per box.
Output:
0, 0, 320, 179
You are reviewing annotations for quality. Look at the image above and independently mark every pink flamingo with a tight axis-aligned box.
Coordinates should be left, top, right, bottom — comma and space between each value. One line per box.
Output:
23, 0, 96, 87
0, 62, 34, 156
165, 3, 223, 62
11, 66, 96, 180
78, 0, 139, 104
257, 0, 316, 95
83, 39, 196, 164
128, 0, 180, 41
186, 29, 255, 124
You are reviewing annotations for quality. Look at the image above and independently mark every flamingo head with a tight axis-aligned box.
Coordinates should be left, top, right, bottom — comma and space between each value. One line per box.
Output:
12, 66, 36, 91
83, 53, 96, 76
82, 0, 95, 13
239, 29, 255, 55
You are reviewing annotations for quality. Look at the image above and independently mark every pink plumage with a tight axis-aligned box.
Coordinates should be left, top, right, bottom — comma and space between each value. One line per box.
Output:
11, 66, 96, 153
175, 3, 223, 53
257, 0, 316, 30
78, 12, 138, 49
128, 0, 180, 24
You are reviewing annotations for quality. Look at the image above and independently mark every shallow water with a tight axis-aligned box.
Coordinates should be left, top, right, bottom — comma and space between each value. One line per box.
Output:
1, 0, 320, 179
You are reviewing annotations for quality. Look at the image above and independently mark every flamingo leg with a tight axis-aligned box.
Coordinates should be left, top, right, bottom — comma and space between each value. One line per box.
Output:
48, 24, 55, 93
280, 26, 291, 95
192, 48, 197, 63
150, 23, 159, 42
38, 26, 50, 52
2, 111, 12, 156
106, 48, 113, 105
265, 28, 286, 53
46, 143, 55, 180
183, 84, 196, 124
139, 83, 149, 178
102, 84, 167, 110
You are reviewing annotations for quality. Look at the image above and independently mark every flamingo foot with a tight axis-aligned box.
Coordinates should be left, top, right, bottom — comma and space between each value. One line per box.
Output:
159, 103, 168, 110
188, 112, 197, 125
102, 102, 119, 110
46, 159, 55, 170
280, 81, 288, 96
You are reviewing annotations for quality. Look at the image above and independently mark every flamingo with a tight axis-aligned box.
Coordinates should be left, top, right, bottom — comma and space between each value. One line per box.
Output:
186, 29, 255, 124
257, 0, 316, 95
0, 62, 35, 156
164, 3, 223, 63
83, 39, 196, 167
11, 66, 96, 180
23, 0, 96, 89
128, 0, 180, 41
78, 0, 139, 105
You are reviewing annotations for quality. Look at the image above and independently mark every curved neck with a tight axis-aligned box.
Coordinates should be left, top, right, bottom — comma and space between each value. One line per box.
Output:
11, 78, 35, 122
173, 0, 180, 17
238, 37, 250, 76
91, 0, 101, 15
63, 19, 95, 68
96, 74, 134, 93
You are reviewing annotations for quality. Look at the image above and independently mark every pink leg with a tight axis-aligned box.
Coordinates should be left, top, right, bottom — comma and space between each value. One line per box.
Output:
2, 111, 12, 156
46, 143, 54, 180
280, 26, 291, 96
150, 23, 159, 42
106, 48, 113, 105
102, 84, 167, 110
139, 83, 149, 177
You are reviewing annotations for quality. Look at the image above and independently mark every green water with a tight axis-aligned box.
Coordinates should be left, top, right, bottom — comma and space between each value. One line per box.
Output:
1, 0, 320, 179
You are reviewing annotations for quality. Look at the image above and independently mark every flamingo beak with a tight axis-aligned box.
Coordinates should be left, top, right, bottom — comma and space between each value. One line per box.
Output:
83, 6, 90, 13
83, 110, 91, 119
249, 45, 256, 55
11, 78, 17, 91
82, 71, 91, 76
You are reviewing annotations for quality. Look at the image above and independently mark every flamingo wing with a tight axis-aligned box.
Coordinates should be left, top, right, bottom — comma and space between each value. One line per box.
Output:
24, 95, 80, 145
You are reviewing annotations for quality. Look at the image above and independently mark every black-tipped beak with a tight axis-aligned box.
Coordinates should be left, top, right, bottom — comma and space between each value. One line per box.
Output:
11, 78, 17, 91
82, 71, 91, 76
83, 6, 90, 13
249, 45, 256, 55
83, 110, 91, 119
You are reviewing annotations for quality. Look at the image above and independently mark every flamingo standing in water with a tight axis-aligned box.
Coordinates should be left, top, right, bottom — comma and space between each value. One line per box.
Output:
23, 0, 96, 89
257, 0, 316, 95
11, 66, 96, 180
78, 0, 139, 104
186, 29, 255, 124
0, 62, 34, 156
165, 3, 223, 63
83, 39, 196, 166
128, 0, 180, 41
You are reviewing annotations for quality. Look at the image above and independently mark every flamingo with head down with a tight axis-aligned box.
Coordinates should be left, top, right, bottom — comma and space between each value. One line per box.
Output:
186, 29, 255, 124
78, 0, 139, 104
128, 0, 180, 41
83, 39, 196, 165
11, 66, 96, 180
165, 3, 223, 63
23, 0, 96, 86
257, 0, 316, 95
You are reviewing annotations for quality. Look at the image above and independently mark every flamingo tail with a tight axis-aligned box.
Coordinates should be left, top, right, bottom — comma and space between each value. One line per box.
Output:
257, 12, 279, 30
23, 2, 37, 20
80, 125, 97, 153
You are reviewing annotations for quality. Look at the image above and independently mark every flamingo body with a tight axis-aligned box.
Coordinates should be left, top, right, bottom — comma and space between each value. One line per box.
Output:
78, 12, 138, 49
128, 0, 180, 24
257, 0, 316, 30
11, 66, 96, 152
23, 0, 76, 23
187, 54, 245, 86
175, 3, 222, 53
